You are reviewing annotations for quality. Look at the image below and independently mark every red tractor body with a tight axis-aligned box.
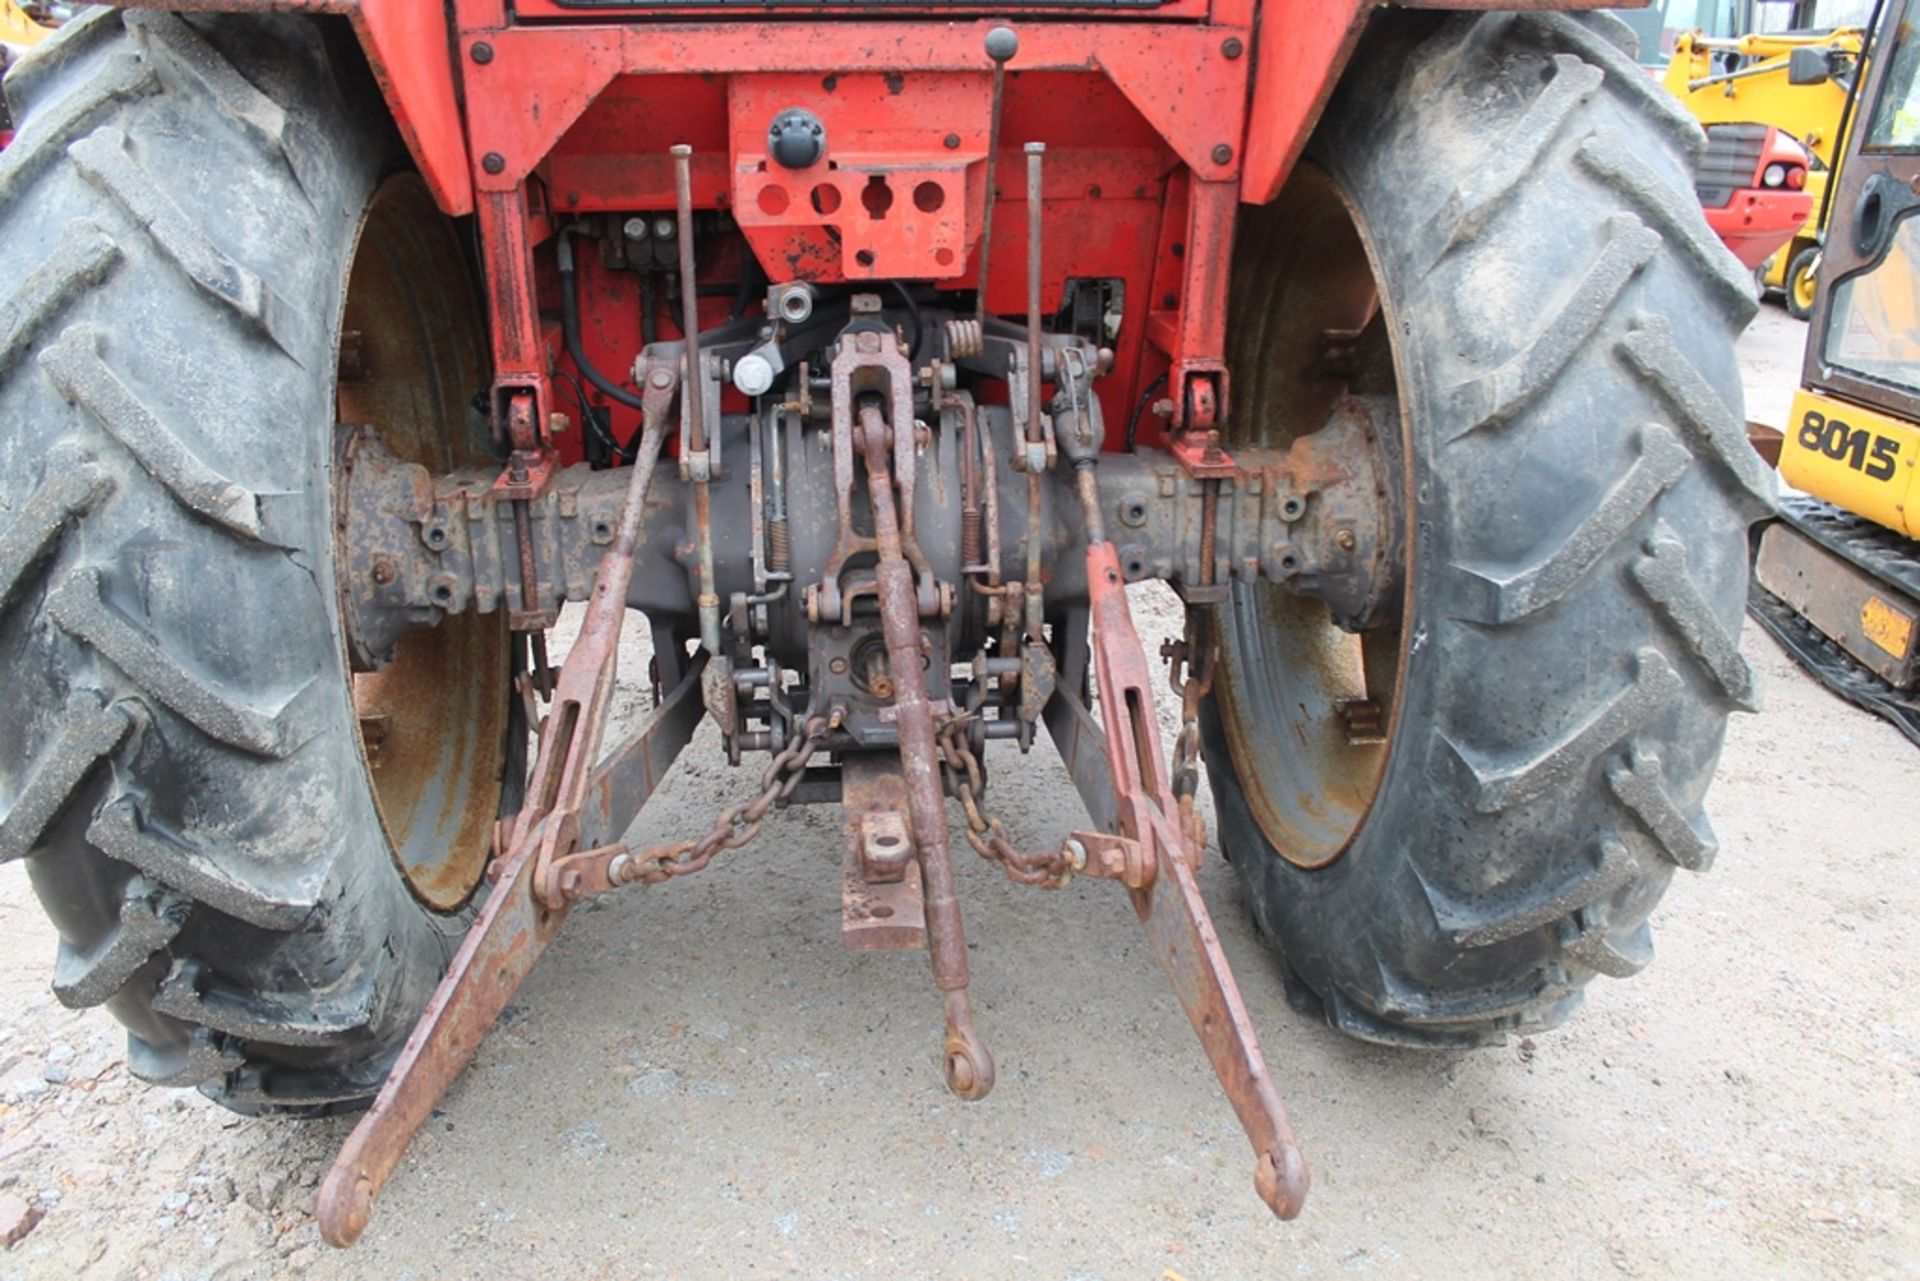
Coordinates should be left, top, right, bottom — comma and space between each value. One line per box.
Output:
282, 0, 1604, 469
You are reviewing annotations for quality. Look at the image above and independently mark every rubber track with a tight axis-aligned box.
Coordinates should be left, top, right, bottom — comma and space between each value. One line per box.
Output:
1747, 497, 1920, 745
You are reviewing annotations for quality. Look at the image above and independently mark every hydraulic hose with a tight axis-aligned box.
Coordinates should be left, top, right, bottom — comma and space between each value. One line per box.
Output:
557, 230, 649, 412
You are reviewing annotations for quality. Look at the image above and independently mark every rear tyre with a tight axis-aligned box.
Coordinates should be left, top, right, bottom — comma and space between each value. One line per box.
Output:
1786, 244, 1821, 321
0, 12, 517, 1110
1203, 12, 1772, 1047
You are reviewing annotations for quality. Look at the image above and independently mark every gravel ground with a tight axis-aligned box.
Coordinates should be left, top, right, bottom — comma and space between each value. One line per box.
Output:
2, 306, 1917, 1279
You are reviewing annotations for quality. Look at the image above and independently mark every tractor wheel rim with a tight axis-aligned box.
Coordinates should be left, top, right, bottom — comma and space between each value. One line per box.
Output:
1213, 164, 1407, 871
336, 175, 511, 912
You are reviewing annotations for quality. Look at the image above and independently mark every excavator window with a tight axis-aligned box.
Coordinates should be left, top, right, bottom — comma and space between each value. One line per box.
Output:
1867, 16, 1920, 145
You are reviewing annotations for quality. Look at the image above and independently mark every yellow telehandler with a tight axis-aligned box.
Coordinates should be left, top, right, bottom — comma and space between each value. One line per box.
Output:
1665, 24, 1868, 317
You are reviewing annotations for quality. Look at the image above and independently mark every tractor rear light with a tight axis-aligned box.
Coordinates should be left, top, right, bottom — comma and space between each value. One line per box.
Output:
1787, 165, 1807, 189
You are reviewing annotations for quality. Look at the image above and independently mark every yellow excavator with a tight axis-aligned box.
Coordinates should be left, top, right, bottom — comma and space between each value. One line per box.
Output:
1751, 0, 1920, 743
1665, 24, 1868, 318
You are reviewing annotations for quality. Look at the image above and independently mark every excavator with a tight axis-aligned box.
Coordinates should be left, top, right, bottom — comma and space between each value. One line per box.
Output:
1751, 0, 1920, 744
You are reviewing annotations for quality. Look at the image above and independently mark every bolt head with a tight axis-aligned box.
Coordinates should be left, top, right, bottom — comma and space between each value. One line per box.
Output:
944, 133, 962, 150
1211, 143, 1234, 166
733, 353, 775, 397
470, 41, 494, 64
648, 368, 674, 389
1221, 36, 1244, 59
482, 152, 506, 175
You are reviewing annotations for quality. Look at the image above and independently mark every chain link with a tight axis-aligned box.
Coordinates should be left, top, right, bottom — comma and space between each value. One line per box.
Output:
626, 715, 831, 885
937, 716, 1075, 888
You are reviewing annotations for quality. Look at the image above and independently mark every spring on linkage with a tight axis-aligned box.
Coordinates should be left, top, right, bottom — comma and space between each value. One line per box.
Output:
768, 514, 791, 574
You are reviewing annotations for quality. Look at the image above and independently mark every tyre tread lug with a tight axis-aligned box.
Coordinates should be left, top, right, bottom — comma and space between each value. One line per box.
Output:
0, 693, 131, 863
53, 874, 189, 1008
1446, 211, 1657, 439
69, 126, 305, 360
1459, 422, 1688, 621
1619, 315, 1779, 516
1446, 648, 1683, 814
1576, 128, 1759, 324
46, 566, 308, 758
38, 323, 269, 542
1606, 744, 1718, 871
0, 218, 120, 378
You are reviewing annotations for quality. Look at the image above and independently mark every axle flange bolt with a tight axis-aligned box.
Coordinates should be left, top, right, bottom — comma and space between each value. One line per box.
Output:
371, 558, 397, 587
1336, 529, 1357, 552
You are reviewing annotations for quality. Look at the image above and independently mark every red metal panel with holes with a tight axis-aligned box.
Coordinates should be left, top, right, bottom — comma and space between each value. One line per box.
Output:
124, 0, 1631, 464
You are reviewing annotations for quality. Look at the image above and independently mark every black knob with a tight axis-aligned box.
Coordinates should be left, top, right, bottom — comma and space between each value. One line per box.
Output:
768, 109, 826, 170
985, 26, 1018, 63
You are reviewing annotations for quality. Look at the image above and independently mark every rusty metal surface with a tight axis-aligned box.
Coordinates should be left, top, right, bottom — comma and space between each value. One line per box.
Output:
1748, 421, 1785, 469
333, 174, 507, 913
940, 716, 1075, 888
316, 577, 706, 1250
519, 367, 681, 908
857, 400, 994, 1101
315, 814, 562, 1249
1755, 520, 1920, 687
841, 754, 928, 951
1082, 539, 1309, 1221
1133, 800, 1309, 1219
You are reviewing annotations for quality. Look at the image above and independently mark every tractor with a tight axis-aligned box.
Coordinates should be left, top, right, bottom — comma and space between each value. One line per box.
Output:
0, 0, 1770, 1246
